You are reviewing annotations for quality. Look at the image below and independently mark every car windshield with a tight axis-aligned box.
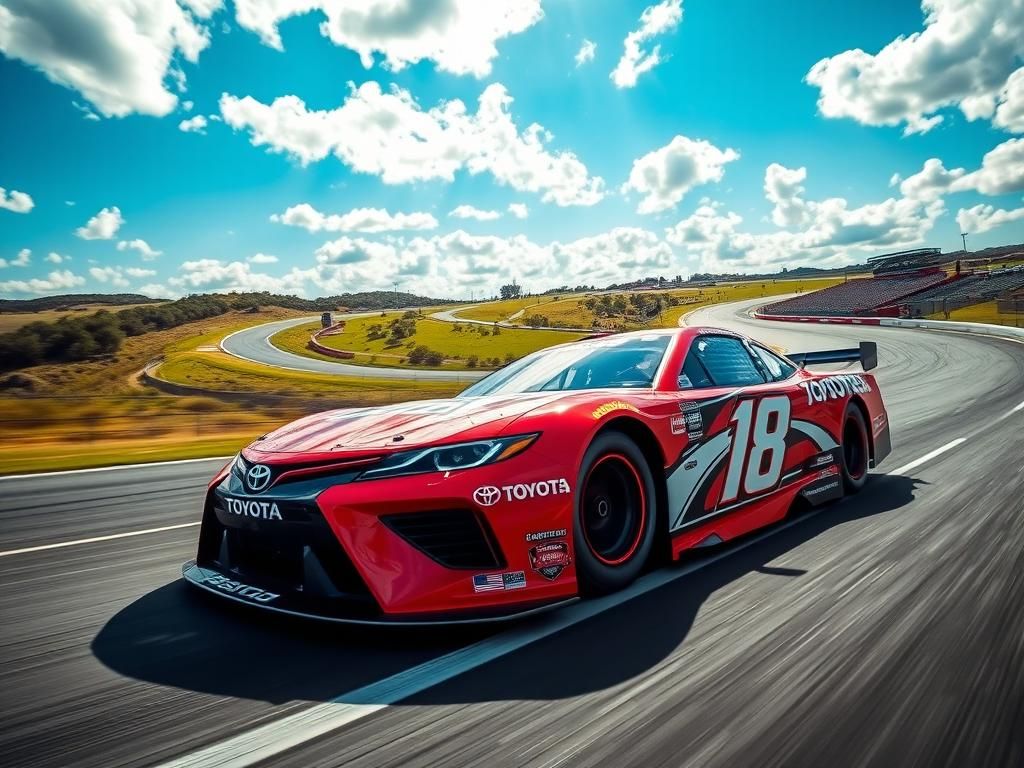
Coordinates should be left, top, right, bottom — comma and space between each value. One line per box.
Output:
459, 334, 671, 397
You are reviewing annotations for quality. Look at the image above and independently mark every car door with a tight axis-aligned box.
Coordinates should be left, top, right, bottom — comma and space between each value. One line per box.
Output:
667, 335, 806, 531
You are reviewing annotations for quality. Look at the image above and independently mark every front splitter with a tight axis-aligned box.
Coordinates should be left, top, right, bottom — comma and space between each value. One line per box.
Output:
182, 561, 579, 627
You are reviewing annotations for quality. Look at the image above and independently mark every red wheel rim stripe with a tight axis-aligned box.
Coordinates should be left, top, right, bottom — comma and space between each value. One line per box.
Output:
580, 452, 647, 566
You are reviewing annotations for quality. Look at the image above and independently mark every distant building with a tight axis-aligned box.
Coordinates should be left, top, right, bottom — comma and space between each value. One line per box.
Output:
321, 312, 333, 328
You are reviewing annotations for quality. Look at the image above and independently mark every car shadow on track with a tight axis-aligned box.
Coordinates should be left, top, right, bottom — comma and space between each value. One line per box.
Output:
92, 473, 920, 705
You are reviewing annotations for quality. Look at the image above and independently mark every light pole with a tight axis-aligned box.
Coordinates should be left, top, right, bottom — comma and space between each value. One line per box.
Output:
960, 232, 969, 252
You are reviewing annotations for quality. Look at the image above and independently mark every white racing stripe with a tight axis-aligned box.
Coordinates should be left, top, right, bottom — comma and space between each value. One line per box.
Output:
888, 438, 966, 476
156, 513, 812, 768
0, 522, 201, 558
0, 456, 232, 481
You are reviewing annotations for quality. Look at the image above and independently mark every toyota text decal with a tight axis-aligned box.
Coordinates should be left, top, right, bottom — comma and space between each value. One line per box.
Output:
474, 479, 571, 506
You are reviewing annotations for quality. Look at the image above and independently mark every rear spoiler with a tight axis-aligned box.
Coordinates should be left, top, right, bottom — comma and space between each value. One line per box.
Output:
787, 341, 877, 371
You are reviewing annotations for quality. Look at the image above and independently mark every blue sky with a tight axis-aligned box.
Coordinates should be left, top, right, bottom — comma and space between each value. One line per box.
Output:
1, 0, 1023, 299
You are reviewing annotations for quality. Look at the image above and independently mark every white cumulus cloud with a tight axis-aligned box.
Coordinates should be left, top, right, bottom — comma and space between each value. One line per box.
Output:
76, 207, 124, 240
221, 82, 605, 206
0, 187, 34, 214
232, 0, 542, 77
179, 114, 208, 133
169, 258, 309, 293
0, 269, 85, 295
508, 202, 529, 219
806, 0, 1024, 135
117, 238, 162, 259
248, 253, 278, 264
575, 39, 596, 67
0, 0, 222, 118
0, 248, 31, 268
956, 203, 1024, 235
89, 266, 130, 287
271, 203, 439, 233
45, 252, 67, 264
623, 135, 739, 214
450, 205, 501, 221
611, 0, 683, 89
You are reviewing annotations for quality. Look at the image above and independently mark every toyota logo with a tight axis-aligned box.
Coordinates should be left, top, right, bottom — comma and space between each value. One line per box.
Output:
246, 464, 272, 492
473, 485, 501, 507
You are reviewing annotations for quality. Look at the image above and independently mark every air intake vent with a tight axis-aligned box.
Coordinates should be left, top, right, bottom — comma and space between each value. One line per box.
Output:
381, 509, 504, 570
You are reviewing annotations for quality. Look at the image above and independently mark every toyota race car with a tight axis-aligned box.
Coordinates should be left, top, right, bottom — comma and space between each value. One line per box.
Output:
183, 326, 891, 624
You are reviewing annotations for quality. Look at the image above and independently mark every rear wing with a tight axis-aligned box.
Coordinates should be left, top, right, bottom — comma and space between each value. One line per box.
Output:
787, 341, 877, 371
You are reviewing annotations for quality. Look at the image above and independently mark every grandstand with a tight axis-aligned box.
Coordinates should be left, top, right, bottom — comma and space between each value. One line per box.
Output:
760, 271, 947, 317
866, 248, 944, 275
902, 267, 1024, 317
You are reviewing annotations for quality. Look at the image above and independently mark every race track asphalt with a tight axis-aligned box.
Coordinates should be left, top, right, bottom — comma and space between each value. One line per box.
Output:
2, 300, 1023, 768
219, 315, 486, 382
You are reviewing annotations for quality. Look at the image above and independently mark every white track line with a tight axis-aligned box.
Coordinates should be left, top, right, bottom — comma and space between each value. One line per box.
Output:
0, 456, 232, 481
888, 438, 966, 476
0, 522, 201, 558
156, 514, 809, 768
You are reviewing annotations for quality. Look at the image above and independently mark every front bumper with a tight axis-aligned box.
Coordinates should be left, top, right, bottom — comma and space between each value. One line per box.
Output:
182, 560, 578, 625
185, 443, 580, 623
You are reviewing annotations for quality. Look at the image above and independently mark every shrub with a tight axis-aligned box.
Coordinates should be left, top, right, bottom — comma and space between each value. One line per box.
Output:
491, 325, 501, 335
466, 355, 478, 368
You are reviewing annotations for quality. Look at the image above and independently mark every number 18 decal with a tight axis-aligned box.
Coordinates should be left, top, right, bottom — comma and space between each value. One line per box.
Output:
720, 395, 791, 504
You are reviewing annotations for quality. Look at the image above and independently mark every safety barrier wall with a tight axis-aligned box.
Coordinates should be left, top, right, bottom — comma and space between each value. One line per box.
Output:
753, 310, 1024, 341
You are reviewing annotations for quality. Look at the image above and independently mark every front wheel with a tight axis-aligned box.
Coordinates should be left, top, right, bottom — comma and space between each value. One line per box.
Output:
841, 404, 869, 494
574, 432, 657, 595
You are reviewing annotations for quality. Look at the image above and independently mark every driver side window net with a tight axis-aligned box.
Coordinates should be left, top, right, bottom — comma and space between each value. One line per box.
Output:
678, 336, 766, 389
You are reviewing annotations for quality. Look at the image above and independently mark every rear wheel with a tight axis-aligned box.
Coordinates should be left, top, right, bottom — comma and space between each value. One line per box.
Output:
574, 432, 656, 595
841, 404, 869, 494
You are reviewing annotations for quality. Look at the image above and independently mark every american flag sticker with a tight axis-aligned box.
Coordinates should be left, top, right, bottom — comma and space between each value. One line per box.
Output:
473, 571, 526, 592
473, 573, 505, 592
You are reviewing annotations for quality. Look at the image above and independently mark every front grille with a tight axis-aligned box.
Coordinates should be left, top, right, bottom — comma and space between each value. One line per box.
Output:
381, 509, 504, 570
197, 493, 376, 610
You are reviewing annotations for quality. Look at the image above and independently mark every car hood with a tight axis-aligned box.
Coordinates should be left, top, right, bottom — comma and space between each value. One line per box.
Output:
245, 392, 571, 456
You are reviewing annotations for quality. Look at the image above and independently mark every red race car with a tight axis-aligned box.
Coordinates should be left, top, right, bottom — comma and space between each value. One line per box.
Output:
183, 326, 890, 624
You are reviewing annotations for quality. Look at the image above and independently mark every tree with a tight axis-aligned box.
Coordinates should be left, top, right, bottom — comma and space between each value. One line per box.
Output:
499, 282, 522, 300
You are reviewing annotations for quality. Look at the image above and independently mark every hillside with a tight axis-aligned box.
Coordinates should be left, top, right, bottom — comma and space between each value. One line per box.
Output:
0, 293, 167, 313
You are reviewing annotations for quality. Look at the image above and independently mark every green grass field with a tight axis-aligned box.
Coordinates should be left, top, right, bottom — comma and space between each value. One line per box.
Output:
271, 315, 587, 369
511, 278, 849, 331
453, 296, 565, 322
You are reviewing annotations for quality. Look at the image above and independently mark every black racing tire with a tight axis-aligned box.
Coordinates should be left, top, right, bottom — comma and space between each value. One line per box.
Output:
841, 403, 870, 494
573, 431, 657, 596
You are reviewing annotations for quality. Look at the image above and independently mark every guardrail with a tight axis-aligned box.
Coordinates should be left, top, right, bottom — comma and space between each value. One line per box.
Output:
752, 310, 1024, 341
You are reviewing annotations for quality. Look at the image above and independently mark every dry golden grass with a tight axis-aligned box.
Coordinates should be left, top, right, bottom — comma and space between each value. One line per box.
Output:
928, 301, 1024, 327
0, 303, 166, 333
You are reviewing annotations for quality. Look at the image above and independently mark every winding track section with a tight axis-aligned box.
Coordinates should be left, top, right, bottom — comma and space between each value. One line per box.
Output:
2, 301, 1023, 768
219, 315, 486, 382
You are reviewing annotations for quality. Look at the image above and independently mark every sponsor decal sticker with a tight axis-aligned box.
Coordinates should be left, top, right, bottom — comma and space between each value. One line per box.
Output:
811, 453, 835, 467
474, 479, 571, 506
525, 528, 567, 542
592, 400, 640, 419
670, 414, 687, 435
815, 466, 840, 480
805, 480, 840, 496
473, 570, 527, 592
679, 402, 703, 440
203, 574, 279, 603
872, 413, 888, 435
683, 458, 698, 471
223, 497, 283, 520
529, 541, 571, 580
798, 374, 872, 406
